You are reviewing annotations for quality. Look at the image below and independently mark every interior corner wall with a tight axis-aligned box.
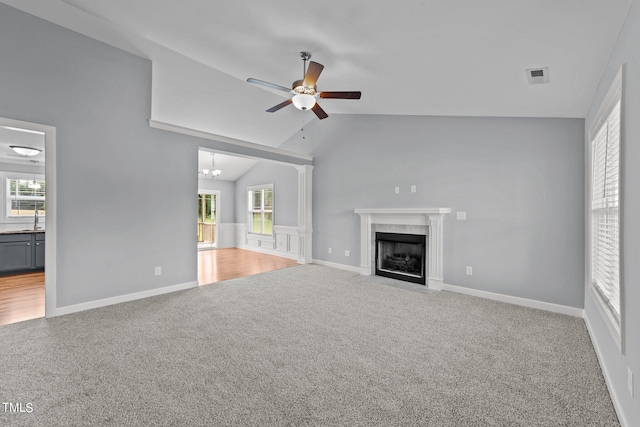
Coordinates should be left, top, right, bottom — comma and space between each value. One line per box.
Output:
287, 114, 585, 308
234, 161, 299, 227
583, 0, 640, 424
0, 3, 203, 307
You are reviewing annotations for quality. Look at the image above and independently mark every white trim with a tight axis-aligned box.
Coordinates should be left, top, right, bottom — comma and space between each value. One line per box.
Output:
197, 189, 220, 249
309, 260, 585, 317
312, 259, 361, 274
585, 64, 625, 351
295, 165, 313, 264
237, 242, 298, 261
0, 117, 56, 319
442, 283, 584, 317
148, 119, 313, 162
588, 283, 623, 351
584, 312, 630, 427
53, 281, 198, 317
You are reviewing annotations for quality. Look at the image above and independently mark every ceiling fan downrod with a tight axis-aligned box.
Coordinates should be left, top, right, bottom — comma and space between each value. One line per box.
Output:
300, 51, 311, 80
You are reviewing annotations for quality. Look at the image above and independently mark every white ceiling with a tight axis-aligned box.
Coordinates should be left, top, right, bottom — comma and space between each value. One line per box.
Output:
0, 126, 45, 167
1, 0, 633, 179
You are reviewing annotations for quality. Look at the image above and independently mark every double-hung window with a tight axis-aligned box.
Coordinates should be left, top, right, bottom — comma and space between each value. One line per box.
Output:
248, 184, 273, 235
7, 177, 46, 217
589, 66, 623, 348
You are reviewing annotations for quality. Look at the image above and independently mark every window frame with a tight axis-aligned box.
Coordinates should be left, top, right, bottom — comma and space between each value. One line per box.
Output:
5, 174, 46, 221
247, 184, 274, 236
587, 65, 625, 352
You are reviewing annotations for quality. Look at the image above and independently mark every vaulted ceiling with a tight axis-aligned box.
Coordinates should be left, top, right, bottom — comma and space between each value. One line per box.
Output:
0, 0, 633, 176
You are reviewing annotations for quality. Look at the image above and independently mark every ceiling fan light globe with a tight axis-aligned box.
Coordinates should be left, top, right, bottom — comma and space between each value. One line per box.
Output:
292, 93, 316, 111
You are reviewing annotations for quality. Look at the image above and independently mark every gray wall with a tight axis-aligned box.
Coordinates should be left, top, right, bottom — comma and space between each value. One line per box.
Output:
234, 162, 299, 227
198, 178, 235, 224
584, 0, 640, 424
0, 4, 204, 307
282, 114, 585, 308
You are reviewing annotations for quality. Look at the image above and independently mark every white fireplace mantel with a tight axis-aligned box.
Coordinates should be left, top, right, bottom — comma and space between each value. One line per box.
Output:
354, 208, 451, 290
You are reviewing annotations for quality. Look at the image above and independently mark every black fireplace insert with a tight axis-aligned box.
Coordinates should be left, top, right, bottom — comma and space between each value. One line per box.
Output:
375, 232, 426, 285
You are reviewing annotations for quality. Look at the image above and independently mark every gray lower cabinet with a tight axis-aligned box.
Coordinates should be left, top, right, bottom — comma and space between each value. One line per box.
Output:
35, 235, 45, 269
0, 233, 44, 273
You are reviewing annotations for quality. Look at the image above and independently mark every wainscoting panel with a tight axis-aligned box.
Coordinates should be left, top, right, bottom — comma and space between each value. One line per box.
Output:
236, 224, 298, 260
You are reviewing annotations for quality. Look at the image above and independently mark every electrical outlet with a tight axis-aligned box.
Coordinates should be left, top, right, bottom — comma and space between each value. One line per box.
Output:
345, 250, 350, 257
629, 368, 634, 397
328, 247, 332, 254
155, 266, 161, 276
411, 185, 417, 193
466, 266, 473, 275
457, 211, 467, 220
395, 186, 400, 194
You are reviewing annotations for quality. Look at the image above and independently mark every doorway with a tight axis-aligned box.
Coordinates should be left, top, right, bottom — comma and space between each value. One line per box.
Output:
0, 116, 55, 326
197, 190, 219, 250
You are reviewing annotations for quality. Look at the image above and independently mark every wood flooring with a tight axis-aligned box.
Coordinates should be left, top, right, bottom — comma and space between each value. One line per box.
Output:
198, 248, 298, 285
0, 248, 298, 327
0, 271, 44, 327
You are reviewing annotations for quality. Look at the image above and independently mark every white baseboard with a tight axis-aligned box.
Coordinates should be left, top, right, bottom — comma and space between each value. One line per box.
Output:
312, 259, 370, 274
584, 311, 630, 427
442, 283, 584, 317
53, 281, 198, 317
237, 243, 299, 261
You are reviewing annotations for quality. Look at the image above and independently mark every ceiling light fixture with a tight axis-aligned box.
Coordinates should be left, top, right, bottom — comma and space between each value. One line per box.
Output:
292, 93, 316, 111
201, 153, 221, 179
10, 145, 42, 156
28, 177, 41, 190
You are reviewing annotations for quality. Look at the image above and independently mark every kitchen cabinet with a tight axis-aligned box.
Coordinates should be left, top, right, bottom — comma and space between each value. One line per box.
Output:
0, 232, 45, 274
35, 233, 45, 268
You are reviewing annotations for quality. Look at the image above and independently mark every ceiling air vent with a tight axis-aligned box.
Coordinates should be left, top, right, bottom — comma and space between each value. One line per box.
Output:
526, 67, 549, 84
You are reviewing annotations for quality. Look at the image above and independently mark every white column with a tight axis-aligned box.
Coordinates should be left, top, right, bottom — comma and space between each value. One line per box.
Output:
295, 165, 313, 264
427, 213, 445, 290
358, 214, 373, 275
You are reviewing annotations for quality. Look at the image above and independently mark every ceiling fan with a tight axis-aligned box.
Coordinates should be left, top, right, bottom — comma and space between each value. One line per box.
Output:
247, 52, 361, 120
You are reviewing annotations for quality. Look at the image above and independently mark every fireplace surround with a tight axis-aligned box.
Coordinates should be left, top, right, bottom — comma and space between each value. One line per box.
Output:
354, 208, 451, 290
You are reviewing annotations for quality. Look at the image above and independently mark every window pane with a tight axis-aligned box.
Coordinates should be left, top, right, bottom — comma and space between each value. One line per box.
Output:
264, 189, 273, 210
263, 212, 273, 235
11, 200, 45, 216
252, 190, 262, 210
252, 212, 262, 233
8, 178, 46, 216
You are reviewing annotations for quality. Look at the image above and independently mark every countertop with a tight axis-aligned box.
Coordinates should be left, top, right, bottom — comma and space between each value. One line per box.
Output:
0, 230, 45, 235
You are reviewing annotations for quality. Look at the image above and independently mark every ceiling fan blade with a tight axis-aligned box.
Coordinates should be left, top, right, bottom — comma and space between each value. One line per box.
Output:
266, 99, 292, 113
303, 61, 324, 87
319, 91, 362, 99
311, 103, 328, 120
247, 78, 291, 93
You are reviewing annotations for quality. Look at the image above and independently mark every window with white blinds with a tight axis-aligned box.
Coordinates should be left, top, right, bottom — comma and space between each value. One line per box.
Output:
589, 67, 623, 339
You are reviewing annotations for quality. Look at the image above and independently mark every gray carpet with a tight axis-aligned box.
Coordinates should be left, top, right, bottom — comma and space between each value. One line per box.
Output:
0, 265, 619, 426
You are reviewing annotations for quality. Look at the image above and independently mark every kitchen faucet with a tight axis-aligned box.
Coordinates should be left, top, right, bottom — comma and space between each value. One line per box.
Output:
34, 209, 40, 231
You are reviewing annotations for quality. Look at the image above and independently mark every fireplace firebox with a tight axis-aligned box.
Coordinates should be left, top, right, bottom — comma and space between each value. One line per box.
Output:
375, 232, 426, 285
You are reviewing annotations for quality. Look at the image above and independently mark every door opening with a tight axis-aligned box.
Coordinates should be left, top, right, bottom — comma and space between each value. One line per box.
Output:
197, 191, 218, 250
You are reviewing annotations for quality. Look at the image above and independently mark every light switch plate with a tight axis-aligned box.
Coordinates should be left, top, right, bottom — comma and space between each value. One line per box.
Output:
395, 187, 400, 194
457, 211, 467, 220
411, 185, 416, 193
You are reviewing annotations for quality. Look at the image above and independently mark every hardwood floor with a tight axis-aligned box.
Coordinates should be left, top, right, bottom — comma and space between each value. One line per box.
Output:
0, 249, 297, 327
198, 248, 298, 285
0, 271, 44, 327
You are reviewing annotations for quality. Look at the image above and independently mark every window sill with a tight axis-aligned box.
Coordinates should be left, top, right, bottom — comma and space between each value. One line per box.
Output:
589, 284, 623, 353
